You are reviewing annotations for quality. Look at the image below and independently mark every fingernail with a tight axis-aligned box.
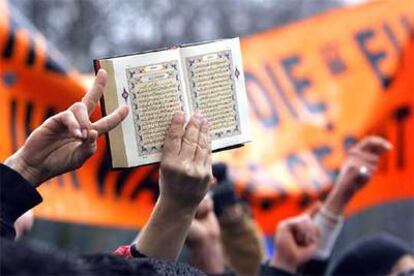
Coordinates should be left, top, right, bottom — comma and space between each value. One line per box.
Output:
82, 129, 88, 138
192, 113, 203, 124
385, 142, 393, 150
172, 112, 185, 123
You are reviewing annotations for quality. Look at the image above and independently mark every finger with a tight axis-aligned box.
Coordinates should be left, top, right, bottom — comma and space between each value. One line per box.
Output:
92, 105, 129, 135
194, 117, 209, 164
289, 216, 309, 245
58, 111, 82, 138
304, 221, 318, 245
82, 69, 107, 115
356, 165, 375, 187
85, 129, 98, 145
298, 216, 314, 245
70, 102, 90, 138
344, 162, 375, 188
349, 150, 380, 165
304, 201, 322, 218
354, 136, 392, 154
80, 129, 98, 157
179, 114, 203, 160
354, 160, 378, 172
162, 112, 185, 158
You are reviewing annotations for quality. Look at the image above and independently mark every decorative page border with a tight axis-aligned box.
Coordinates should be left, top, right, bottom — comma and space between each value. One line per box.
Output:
186, 50, 241, 140
125, 61, 185, 156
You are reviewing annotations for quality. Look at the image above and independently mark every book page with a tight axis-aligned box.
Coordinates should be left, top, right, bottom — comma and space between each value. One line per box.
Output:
126, 62, 184, 155
111, 49, 190, 166
181, 38, 250, 150
186, 50, 240, 139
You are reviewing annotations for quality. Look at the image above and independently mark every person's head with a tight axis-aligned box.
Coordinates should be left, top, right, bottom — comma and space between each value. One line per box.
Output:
1, 238, 92, 275
331, 233, 414, 275
1, 238, 161, 276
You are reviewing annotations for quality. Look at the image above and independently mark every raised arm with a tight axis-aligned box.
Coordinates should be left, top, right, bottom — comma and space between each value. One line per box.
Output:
4, 69, 128, 187
311, 136, 392, 261
135, 112, 212, 260
270, 214, 321, 275
1, 69, 128, 239
322, 136, 391, 215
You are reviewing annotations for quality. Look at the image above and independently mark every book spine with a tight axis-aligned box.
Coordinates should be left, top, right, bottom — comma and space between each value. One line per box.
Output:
97, 60, 129, 168
93, 59, 101, 75
93, 59, 115, 168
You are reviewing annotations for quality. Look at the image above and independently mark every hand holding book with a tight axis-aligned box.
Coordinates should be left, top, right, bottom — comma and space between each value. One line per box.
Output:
94, 38, 250, 168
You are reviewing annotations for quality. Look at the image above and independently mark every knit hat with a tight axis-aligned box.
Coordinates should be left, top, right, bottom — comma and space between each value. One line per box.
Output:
331, 233, 412, 275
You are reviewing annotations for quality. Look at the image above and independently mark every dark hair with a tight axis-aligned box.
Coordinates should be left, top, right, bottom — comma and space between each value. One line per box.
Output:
331, 233, 413, 275
1, 238, 204, 275
81, 254, 158, 275
1, 238, 92, 275
1, 238, 159, 275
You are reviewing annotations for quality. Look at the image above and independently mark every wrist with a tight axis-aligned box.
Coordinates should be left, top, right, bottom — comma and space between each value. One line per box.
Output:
4, 153, 41, 187
156, 195, 197, 221
271, 257, 297, 274
158, 192, 202, 214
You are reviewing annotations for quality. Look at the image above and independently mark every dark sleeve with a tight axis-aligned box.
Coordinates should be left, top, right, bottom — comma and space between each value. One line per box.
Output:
299, 258, 330, 276
260, 264, 294, 276
130, 244, 148, 258
0, 164, 42, 240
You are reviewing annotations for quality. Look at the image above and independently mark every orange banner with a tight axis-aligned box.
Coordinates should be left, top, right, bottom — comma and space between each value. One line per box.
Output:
0, 0, 413, 235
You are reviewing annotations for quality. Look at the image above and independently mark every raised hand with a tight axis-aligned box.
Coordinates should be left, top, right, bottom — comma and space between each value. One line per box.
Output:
159, 112, 212, 210
4, 69, 129, 187
324, 136, 392, 215
272, 214, 321, 273
136, 112, 212, 260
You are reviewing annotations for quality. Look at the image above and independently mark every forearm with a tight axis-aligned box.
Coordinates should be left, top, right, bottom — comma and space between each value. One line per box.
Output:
315, 185, 348, 260
135, 197, 196, 260
323, 184, 354, 216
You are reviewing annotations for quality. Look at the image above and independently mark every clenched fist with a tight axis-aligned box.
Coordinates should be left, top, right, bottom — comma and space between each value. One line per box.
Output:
272, 214, 321, 273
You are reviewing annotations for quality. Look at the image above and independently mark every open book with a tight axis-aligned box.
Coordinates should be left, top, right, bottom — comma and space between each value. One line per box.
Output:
94, 38, 250, 168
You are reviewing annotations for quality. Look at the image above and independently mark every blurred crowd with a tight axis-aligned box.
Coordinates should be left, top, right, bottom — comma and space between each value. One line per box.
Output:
1, 70, 413, 275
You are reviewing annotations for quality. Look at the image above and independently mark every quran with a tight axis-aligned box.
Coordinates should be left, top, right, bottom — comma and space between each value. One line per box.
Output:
94, 38, 250, 168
